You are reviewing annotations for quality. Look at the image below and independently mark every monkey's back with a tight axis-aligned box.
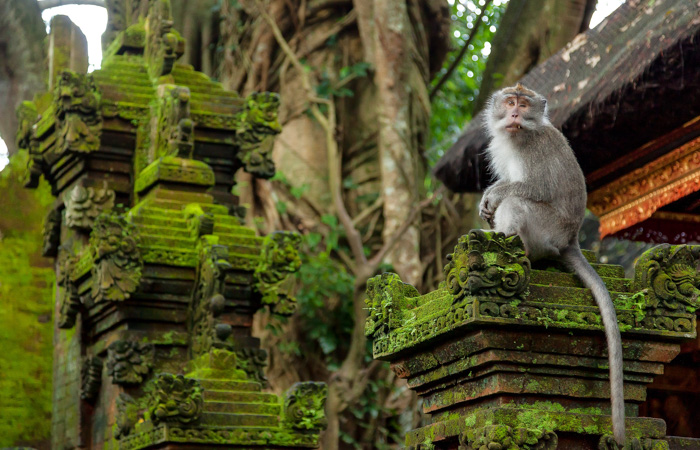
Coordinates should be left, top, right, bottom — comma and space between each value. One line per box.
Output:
529, 127, 587, 228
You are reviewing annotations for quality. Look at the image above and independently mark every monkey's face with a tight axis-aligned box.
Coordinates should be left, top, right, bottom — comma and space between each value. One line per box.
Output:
487, 84, 549, 136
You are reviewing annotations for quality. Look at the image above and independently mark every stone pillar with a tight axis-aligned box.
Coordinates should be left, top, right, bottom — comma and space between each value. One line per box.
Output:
365, 230, 700, 449
20, 3, 326, 448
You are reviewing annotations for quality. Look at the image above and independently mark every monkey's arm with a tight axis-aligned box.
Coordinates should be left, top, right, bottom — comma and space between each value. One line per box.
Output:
484, 181, 555, 209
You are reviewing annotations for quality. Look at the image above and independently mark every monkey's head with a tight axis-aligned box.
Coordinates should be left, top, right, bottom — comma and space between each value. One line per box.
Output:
485, 83, 549, 137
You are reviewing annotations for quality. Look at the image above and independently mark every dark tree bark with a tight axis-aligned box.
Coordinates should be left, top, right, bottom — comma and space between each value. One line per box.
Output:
0, 0, 47, 155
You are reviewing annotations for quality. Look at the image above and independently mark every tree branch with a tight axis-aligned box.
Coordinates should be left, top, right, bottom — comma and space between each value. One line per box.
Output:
429, 0, 493, 100
368, 186, 445, 269
39, 0, 105, 10
256, 0, 367, 267
351, 196, 383, 227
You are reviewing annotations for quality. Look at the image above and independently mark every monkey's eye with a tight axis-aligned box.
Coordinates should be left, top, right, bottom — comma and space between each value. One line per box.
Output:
507, 100, 515, 106
519, 103, 528, 108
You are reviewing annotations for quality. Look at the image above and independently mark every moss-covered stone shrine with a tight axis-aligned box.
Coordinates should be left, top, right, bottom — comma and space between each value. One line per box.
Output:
365, 230, 700, 449
18, 1, 326, 448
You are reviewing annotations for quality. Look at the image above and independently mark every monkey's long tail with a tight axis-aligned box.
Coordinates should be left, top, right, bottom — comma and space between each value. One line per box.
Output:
561, 244, 625, 445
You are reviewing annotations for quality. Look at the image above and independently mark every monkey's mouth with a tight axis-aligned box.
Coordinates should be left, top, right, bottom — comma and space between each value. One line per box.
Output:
505, 124, 522, 132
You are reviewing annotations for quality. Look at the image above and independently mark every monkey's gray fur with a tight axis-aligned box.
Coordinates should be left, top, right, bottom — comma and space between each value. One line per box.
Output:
479, 83, 625, 445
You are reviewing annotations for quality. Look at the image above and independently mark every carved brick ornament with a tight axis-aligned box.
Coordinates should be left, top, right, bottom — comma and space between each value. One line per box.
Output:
633, 244, 700, 313
148, 373, 203, 425
90, 213, 143, 302
57, 251, 81, 329
236, 92, 282, 178
458, 425, 558, 450
364, 273, 419, 338
153, 85, 194, 159
64, 185, 116, 230
115, 393, 138, 438
42, 208, 61, 257
144, 0, 184, 79
254, 231, 302, 315
106, 340, 154, 385
284, 382, 328, 431
81, 356, 103, 401
236, 348, 269, 387
190, 242, 232, 357
444, 230, 531, 302
54, 70, 103, 154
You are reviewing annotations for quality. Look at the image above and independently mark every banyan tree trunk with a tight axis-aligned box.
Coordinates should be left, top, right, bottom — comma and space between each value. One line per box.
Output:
213, 0, 450, 446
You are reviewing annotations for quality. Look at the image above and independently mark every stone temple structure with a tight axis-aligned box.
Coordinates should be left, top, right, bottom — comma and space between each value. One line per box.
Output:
365, 230, 700, 449
18, 1, 327, 448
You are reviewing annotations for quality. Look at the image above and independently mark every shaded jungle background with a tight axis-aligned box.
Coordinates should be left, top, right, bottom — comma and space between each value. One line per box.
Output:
0, 0, 650, 448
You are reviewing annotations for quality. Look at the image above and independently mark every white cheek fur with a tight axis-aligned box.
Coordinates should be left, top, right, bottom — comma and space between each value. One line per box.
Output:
487, 134, 525, 182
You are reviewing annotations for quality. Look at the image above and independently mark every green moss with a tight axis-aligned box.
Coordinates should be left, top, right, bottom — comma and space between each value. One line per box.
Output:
0, 152, 54, 446
515, 410, 556, 433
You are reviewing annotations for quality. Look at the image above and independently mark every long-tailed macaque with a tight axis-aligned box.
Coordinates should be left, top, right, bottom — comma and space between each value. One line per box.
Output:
479, 83, 625, 445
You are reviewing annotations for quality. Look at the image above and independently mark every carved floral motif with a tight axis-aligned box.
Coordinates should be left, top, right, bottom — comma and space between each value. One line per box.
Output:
236, 92, 282, 178
64, 185, 116, 230
284, 382, 328, 431
459, 425, 557, 450
444, 230, 531, 302
254, 231, 302, 315
148, 374, 203, 425
634, 244, 700, 313
89, 213, 143, 302
54, 70, 102, 154
106, 340, 154, 385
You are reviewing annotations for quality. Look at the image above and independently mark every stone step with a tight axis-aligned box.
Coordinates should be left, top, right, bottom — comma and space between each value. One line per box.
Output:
581, 249, 596, 263
528, 285, 635, 308
132, 206, 184, 218
530, 270, 632, 292
93, 73, 153, 87
139, 224, 192, 239
203, 390, 279, 404
131, 214, 188, 228
213, 215, 247, 228
201, 412, 279, 427
203, 400, 281, 415
212, 227, 258, 239
139, 235, 198, 248
197, 379, 262, 392
216, 233, 262, 255
144, 188, 215, 204
531, 261, 625, 279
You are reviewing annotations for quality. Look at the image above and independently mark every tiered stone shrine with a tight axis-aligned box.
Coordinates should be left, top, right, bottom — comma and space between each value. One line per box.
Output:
365, 230, 700, 449
18, 1, 326, 448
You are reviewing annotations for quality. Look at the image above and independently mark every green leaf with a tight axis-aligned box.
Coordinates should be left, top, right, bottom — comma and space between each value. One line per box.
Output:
290, 183, 310, 199
321, 214, 338, 228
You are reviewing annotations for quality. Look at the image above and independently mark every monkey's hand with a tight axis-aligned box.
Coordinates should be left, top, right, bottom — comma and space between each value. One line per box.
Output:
480, 183, 511, 227
479, 192, 497, 227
